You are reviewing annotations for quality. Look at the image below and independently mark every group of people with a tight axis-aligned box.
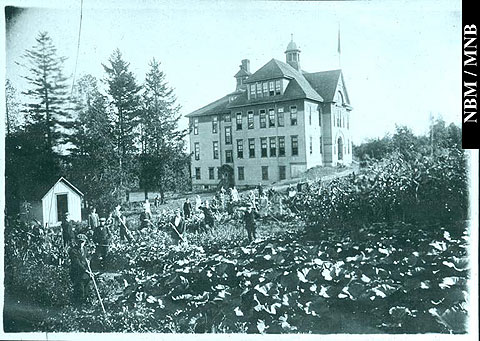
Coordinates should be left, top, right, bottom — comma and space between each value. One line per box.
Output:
61, 184, 285, 305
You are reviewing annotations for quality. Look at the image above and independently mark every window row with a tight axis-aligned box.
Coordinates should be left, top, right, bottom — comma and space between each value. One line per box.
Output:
193, 165, 287, 181
194, 136, 300, 162
249, 79, 282, 99
333, 109, 350, 129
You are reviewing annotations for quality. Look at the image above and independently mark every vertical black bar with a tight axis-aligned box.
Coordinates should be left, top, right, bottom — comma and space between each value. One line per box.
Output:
462, 1, 479, 149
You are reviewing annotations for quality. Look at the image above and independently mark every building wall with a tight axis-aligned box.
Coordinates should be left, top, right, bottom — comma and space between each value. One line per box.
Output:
42, 181, 82, 227
303, 100, 323, 169
190, 99, 313, 187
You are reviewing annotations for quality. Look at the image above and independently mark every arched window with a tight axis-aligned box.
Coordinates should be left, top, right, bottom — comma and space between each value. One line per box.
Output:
337, 91, 344, 106
337, 137, 344, 161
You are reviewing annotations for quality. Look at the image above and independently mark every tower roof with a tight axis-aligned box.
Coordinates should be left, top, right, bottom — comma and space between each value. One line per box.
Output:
285, 34, 300, 53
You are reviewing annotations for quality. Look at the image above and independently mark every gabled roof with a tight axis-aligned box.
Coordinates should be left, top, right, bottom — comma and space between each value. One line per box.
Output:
303, 69, 350, 104
185, 94, 231, 118
234, 68, 251, 78
186, 60, 349, 117
41, 177, 84, 201
245, 59, 323, 102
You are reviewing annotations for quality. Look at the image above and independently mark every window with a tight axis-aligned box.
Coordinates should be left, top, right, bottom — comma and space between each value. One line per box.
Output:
309, 136, 313, 154
213, 141, 219, 159
262, 166, 269, 180
195, 167, 201, 180
319, 108, 322, 127
224, 113, 231, 122
347, 114, 349, 129
278, 136, 285, 156
193, 118, 199, 135
217, 167, 221, 179
236, 112, 242, 130
247, 111, 254, 129
277, 108, 284, 127
263, 82, 268, 96
225, 126, 232, 144
279, 166, 286, 180
275, 80, 281, 95
268, 109, 275, 127
225, 150, 233, 163
212, 116, 218, 133
256, 82, 262, 97
261, 138, 268, 157
209, 167, 215, 180
194, 142, 200, 160
250, 84, 256, 98
269, 81, 274, 96
237, 139, 244, 159
309, 106, 312, 125
319, 136, 323, 154
238, 167, 245, 181
291, 135, 298, 156
290, 106, 297, 126
269, 137, 276, 157
249, 138, 255, 158
260, 110, 266, 128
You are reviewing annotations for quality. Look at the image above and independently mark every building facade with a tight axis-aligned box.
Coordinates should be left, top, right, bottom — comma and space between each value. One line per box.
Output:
187, 38, 353, 189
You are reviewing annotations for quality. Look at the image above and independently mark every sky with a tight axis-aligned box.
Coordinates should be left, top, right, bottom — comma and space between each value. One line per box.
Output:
4, 0, 462, 144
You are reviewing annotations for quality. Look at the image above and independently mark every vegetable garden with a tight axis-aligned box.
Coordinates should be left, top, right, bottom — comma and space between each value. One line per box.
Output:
3, 141, 472, 334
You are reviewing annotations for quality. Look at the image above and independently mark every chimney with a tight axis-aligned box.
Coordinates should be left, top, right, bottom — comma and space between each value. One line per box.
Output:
235, 59, 251, 91
241, 59, 250, 73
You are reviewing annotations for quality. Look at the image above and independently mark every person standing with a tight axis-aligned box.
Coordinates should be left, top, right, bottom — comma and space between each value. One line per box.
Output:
183, 198, 192, 219
243, 203, 259, 242
114, 205, 132, 242
170, 208, 185, 244
61, 212, 75, 248
93, 218, 111, 266
199, 200, 214, 230
68, 234, 92, 305
88, 207, 100, 231
139, 205, 153, 230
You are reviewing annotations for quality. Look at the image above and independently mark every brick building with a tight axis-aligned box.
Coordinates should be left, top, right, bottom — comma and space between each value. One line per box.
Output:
187, 37, 353, 189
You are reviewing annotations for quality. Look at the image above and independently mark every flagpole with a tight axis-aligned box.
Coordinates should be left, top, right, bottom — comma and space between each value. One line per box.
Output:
337, 23, 341, 69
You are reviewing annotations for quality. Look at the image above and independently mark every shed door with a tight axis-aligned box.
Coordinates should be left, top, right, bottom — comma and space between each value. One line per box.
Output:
56, 194, 68, 222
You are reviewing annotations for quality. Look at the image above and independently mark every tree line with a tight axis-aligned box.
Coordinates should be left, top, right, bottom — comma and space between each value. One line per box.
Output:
5, 31, 191, 216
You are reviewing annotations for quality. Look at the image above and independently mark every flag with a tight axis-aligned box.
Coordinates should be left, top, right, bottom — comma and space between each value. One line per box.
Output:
337, 26, 341, 55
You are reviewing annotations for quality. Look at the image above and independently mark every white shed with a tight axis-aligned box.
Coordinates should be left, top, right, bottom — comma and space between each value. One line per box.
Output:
42, 177, 84, 227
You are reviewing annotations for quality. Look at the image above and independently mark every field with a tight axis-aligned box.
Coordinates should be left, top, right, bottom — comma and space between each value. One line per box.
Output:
3, 148, 471, 334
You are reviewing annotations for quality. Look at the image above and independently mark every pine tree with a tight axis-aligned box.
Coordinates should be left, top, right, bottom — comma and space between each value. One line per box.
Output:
103, 49, 142, 192
5, 79, 20, 135
16, 31, 71, 153
139, 58, 189, 201
66, 75, 123, 212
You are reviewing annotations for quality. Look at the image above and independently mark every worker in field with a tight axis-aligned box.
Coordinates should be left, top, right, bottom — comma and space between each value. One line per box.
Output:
243, 202, 259, 242
170, 208, 185, 244
68, 234, 92, 305
61, 212, 75, 248
183, 197, 192, 219
88, 207, 100, 231
93, 218, 111, 267
199, 200, 215, 230
139, 204, 153, 230
114, 205, 132, 242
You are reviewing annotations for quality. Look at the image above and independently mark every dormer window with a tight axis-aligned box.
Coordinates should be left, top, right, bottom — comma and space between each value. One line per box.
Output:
250, 84, 256, 98
269, 81, 274, 96
275, 80, 281, 95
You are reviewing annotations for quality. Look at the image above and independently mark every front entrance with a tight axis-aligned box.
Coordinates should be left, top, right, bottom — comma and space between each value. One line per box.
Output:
337, 137, 344, 161
218, 164, 234, 189
56, 194, 68, 222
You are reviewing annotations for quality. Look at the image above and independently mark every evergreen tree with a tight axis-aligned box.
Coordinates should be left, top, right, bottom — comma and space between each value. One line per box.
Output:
102, 49, 142, 192
139, 58, 189, 201
66, 75, 122, 212
5, 79, 20, 135
16, 31, 71, 153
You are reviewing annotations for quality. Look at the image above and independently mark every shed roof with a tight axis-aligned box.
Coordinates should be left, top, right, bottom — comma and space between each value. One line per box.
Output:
41, 177, 84, 201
